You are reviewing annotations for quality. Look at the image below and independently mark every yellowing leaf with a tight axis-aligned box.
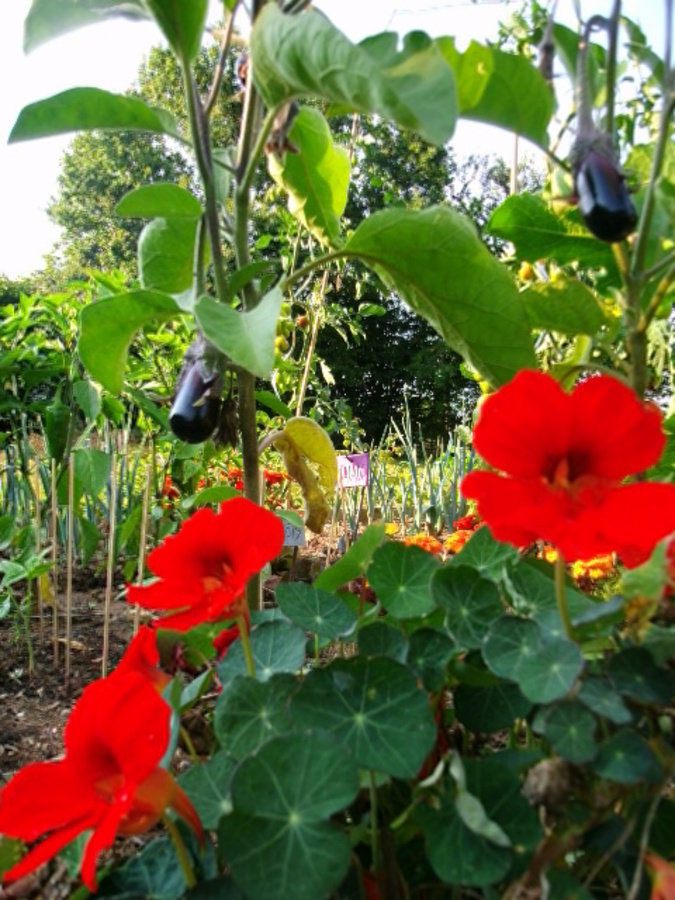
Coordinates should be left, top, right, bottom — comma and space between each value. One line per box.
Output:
274, 418, 337, 534
38, 573, 56, 608
282, 418, 337, 492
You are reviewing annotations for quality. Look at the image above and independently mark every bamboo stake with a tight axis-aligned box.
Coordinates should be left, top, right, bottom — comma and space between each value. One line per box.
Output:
51, 459, 59, 668
65, 453, 75, 690
133, 465, 152, 636
102, 451, 118, 676
32, 459, 43, 644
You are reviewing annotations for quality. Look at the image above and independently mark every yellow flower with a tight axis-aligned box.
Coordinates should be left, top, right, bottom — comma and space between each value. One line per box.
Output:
443, 530, 474, 554
570, 554, 616, 583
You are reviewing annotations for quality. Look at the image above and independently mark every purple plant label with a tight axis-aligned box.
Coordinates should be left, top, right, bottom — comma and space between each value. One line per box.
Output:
337, 452, 370, 487
283, 519, 306, 547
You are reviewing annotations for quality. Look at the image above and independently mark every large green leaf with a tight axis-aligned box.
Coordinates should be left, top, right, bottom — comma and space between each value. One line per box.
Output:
116, 183, 202, 219
451, 526, 519, 583
275, 582, 356, 641
593, 730, 663, 784
145, 0, 207, 62
543, 701, 598, 763
251, 5, 457, 147
214, 675, 296, 761
220, 733, 358, 900
291, 656, 435, 778
138, 217, 198, 294
24, 0, 148, 53
517, 637, 584, 704
9, 88, 178, 142
57, 449, 111, 506
455, 683, 532, 732
217, 620, 307, 684
98, 836, 188, 899
432, 566, 503, 650
437, 38, 553, 146
487, 194, 619, 277
178, 750, 237, 830
268, 107, 349, 246
607, 647, 675, 705
358, 622, 408, 662
78, 291, 181, 393
195, 287, 282, 379
344, 207, 536, 386
481, 615, 542, 680
367, 541, 439, 619
522, 279, 608, 336
406, 628, 456, 692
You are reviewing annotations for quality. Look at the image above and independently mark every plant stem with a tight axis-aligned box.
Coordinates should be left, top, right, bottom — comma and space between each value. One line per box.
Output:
238, 614, 257, 677
604, 0, 622, 141
281, 249, 347, 292
554, 554, 574, 640
637, 268, 674, 334
163, 813, 197, 889
296, 270, 328, 415
369, 770, 381, 872
204, 1, 240, 118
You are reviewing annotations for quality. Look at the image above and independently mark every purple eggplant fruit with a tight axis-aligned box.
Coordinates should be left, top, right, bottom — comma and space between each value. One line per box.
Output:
169, 358, 221, 444
574, 148, 637, 243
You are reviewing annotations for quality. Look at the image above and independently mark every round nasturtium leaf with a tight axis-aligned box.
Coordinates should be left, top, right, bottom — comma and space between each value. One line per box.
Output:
291, 656, 436, 778
593, 730, 663, 784
543, 700, 597, 764
516, 637, 584, 704
578, 677, 633, 725
454, 682, 532, 733
220, 733, 358, 900
432, 565, 503, 649
214, 674, 297, 760
481, 615, 541, 680
406, 627, 456, 691
357, 621, 408, 662
367, 541, 439, 618
608, 646, 675, 705
449, 526, 519, 581
178, 749, 237, 830
275, 582, 356, 640
217, 620, 307, 684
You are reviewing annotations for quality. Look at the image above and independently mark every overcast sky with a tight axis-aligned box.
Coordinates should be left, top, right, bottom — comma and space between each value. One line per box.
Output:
0, 1, 666, 279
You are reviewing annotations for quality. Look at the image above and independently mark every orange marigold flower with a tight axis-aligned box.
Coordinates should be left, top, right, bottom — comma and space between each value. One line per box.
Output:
263, 470, 287, 486
461, 371, 675, 567
538, 544, 560, 564
403, 533, 443, 555
444, 530, 474, 554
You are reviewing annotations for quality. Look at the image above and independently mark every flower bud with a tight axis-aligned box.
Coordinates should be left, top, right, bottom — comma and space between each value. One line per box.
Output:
574, 148, 637, 243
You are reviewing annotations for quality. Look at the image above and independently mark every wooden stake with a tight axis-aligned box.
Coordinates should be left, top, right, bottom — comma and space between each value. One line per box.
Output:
51, 459, 59, 668
65, 453, 75, 690
102, 451, 118, 676
133, 464, 152, 636
32, 459, 43, 644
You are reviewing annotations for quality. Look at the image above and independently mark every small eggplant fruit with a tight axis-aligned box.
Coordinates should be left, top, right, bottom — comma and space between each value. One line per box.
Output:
169, 359, 221, 444
574, 148, 637, 243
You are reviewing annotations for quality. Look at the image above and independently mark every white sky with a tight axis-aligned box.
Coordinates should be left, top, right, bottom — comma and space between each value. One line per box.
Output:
0, 1, 666, 279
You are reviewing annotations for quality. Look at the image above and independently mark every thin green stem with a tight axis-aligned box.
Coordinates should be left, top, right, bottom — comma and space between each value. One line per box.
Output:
642, 249, 675, 282
554, 555, 574, 640
163, 813, 197, 889
314, 632, 320, 665
238, 614, 257, 676
238, 106, 280, 201
637, 269, 674, 333
180, 725, 201, 763
280, 250, 347, 292
604, 0, 622, 141
369, 770, 381, 872
204, 1, 240, 118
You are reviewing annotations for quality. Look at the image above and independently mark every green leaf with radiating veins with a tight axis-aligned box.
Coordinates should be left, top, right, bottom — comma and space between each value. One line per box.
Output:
24, 0, 148, 54
291, 656, 435, 778
251, 5, 456, 146
593, 730, 663, 784
481, 615, 542, 680
367, 541, 440, 619
214, 675, 297, 761
268, 107, 349, 246
217, 620, 307, 685
116, 183, 203, 219
178, 750, 237, 830
78, 291, 181, 393
432, 565, 503, 650
195, 287, 283, 379
343, 207, 535, 386
220, 733, 358, 900
9, 88, 179, 142
145, 0, 208, 62
437, 38, 553, 146
517, 637, 584, 704
543, 701, 597, 763
275, 582, 356, 641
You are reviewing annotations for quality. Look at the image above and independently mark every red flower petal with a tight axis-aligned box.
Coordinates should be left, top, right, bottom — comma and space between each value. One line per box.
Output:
569, 376, 666, 478
1, 816, 98, 887
80, 803, 126, 891
113, 626, 171, 691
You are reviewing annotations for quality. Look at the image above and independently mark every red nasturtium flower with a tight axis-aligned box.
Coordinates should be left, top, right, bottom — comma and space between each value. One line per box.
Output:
127, 497, 284, 631
461, 371, 675, 566
0, 671, 202, 892
213, 623, 240, 659
453, 513, 480, 531
114, 625, 171, 691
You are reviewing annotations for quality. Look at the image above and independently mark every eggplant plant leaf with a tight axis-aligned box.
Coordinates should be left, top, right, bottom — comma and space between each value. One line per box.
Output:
78, 290, 181, 393
268, 107, 349, 246
23, 0, 148, 53
437, 38, 553, 147
195, 287, 283, 379
9, 88, 179, 142
144, 0, 208, 63
521, 280, 608, 336
116, 183, 203, 219
251, 5, 456, 147
138, 217, 198, 295
344, 206, 536, 386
